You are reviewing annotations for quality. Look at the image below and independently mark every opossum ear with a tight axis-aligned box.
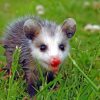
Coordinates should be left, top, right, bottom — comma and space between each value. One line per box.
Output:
23, 19, 41, 40
61, 18, 76, 38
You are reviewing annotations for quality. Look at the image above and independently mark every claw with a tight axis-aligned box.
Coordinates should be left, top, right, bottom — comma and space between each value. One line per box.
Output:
0, 68, 3, 72
3, 69, 12, 80
22, 96, 28, 100
22, 96, 36, 100
0, 61, 7, 72
0, 66, 12, 80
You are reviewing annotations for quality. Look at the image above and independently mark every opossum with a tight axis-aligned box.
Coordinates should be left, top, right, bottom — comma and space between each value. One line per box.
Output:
3, 16, 76, 98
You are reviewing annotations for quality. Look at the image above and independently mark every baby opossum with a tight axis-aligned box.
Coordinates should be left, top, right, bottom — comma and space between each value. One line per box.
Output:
3, 16, 76, 97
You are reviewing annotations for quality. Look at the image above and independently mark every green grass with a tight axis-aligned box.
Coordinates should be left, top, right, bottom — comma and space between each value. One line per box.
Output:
0, 0, 100, 100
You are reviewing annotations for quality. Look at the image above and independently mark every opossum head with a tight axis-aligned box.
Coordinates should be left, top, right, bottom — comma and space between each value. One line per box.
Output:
23, 18, 76, 73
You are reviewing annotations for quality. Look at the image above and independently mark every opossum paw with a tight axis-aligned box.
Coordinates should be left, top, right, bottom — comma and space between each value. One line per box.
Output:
22, 96, 28, 100
0, 66, 12, 80
3, 69, 12, 80
0, 68, 3, 72
27, 84, 36, 98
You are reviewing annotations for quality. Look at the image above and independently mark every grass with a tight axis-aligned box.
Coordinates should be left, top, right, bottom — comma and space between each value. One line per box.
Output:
0, 0, 100, 100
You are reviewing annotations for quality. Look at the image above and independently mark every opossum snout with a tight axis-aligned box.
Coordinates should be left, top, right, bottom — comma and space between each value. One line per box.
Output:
50, 57, 61, 67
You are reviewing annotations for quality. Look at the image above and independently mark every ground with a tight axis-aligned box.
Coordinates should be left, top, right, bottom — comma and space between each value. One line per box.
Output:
0, 0, 100, 100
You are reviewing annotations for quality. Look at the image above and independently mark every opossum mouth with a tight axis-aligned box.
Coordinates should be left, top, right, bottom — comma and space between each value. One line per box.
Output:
51, 66, 59, 73
43, 61, 59, 73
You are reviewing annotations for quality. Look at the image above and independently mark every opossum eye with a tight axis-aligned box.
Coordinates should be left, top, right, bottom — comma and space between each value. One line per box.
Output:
59, 44, 65, 51
40, 44, 47, 52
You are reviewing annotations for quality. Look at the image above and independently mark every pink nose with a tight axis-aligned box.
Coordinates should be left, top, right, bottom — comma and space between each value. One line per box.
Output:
50, 57, 61, 67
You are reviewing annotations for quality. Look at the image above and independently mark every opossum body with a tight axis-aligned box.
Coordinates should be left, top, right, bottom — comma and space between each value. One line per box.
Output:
3, 16, 76, 97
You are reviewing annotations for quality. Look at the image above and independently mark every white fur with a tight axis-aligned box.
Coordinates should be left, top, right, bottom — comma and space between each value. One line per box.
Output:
30, 26, 69, 71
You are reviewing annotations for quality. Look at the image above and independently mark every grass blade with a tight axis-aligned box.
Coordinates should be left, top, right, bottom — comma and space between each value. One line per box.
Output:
68, 54, 99, 91
7, 46, 21, 100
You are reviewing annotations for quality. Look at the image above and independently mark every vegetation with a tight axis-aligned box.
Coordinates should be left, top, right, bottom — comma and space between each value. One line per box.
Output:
0, 0, 100, 100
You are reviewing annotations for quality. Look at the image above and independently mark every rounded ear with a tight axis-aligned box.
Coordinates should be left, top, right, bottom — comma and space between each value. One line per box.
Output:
23, 19, 41, 40
61, 18, 76, 38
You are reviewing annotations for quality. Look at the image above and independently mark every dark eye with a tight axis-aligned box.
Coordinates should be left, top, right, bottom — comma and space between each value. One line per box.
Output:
40, 44, 47, 52
59, 44, 65, 51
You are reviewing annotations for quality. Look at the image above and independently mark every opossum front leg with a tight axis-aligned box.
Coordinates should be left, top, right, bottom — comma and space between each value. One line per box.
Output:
24, 69, 37, 98
4, 50, 13, 76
